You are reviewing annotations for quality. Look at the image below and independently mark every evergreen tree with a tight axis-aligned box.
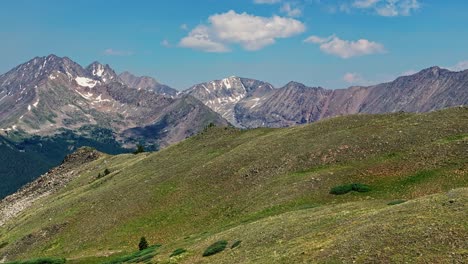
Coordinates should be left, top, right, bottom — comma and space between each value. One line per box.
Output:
133, 144, 145, 154
138, 236, 149, 251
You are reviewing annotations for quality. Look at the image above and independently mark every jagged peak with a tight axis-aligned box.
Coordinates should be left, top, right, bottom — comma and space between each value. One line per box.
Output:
85, 61, 117, 82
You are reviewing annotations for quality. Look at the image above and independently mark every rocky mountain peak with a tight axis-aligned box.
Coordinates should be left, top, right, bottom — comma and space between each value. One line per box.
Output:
86, 62, 118, 83
118, 71, 178, 96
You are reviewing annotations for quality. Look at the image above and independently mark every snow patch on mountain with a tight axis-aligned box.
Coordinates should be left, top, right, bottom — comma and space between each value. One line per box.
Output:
92, 64, 104, 77
75, 77, 99, 88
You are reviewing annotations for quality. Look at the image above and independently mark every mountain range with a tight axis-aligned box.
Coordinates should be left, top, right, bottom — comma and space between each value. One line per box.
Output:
186, 67, 468, 128
0, 55, 227, 198
0, 54, 467, 199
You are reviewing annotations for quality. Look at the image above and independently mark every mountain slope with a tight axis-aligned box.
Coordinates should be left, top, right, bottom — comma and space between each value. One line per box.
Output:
0, 55, 228, 198
187, 67, 468, 128
0, 107, 467, 263
0, 55, 228, 146
186, 76, 274, 126
118, 71, 178, 96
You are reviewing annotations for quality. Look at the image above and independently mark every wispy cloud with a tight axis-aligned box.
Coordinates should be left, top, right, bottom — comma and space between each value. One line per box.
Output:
103, 48, 133, 56
326, 0, 420, 16
253, 0, 281, 4
280, 2, 303, 17
180, 24, 188, 30
304, 35, 386, 59
179, 10, 305, 52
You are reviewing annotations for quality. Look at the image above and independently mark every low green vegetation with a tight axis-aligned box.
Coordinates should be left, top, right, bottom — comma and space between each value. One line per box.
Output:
329, 183, 371, 195
231, 240, 242, 249
5, 258, 66, 264
170, 248, 187, 257
387, 199, 406, 205
104, 245, 160, 264
202, 240, 228, 257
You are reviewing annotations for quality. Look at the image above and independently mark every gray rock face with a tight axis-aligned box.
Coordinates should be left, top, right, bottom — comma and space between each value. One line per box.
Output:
0, 55, 228, 147
185, 76, 274, 126
187, 67, 468, 128
118, 71, 178, 96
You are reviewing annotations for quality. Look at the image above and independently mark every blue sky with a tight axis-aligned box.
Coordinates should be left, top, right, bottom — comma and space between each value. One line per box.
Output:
0, 0, 467, 89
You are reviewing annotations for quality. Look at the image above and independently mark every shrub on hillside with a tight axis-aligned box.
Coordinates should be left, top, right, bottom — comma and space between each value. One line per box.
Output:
7, 258, 66, 264
351, 183, 371, 193
138, 236, 149, 251
170, 248, 187, 257
231, 240, 242, 249
202, 240, 228, 257
133, 144, 145, 154
329, 184, 353, 195
104, 168, 110, 175
330, 183, 371, 195
387, 199, 406, 205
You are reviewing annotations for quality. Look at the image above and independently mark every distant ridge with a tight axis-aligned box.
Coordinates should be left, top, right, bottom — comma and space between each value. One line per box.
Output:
186, 66, 468, 128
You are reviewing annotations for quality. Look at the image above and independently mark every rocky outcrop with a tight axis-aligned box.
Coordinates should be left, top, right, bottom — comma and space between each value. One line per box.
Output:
0, 147, 101, 226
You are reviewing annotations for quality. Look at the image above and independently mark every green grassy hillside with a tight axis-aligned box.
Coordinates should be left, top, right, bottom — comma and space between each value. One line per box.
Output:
1, 108, 467, 263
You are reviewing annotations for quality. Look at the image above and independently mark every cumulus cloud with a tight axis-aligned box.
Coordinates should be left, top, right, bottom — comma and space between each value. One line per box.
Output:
180, 24, 188, 30
180, 10, 306, 52
254, 0, 281, 4
280, 3, 303, 17
103, 49, 133, 56
179, 25, 230, 53
352, 0, 420, 16
304, 35, 385, 59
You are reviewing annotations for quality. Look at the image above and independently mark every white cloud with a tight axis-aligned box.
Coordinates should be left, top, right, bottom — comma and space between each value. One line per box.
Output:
179, 25, 230, 53
254, 0, 281, 4
280, 3, 303, 17
343, 72, 367, 84
304, 35, 385, 59
180, 10, 306, 52
330, 0, 420, 16
447, 61, 468, 72
378, 0, 420, 16
180, 24, 189, 30
353, 0, 380, 8
355, 0, 420, 16
103, 49, 133, 56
